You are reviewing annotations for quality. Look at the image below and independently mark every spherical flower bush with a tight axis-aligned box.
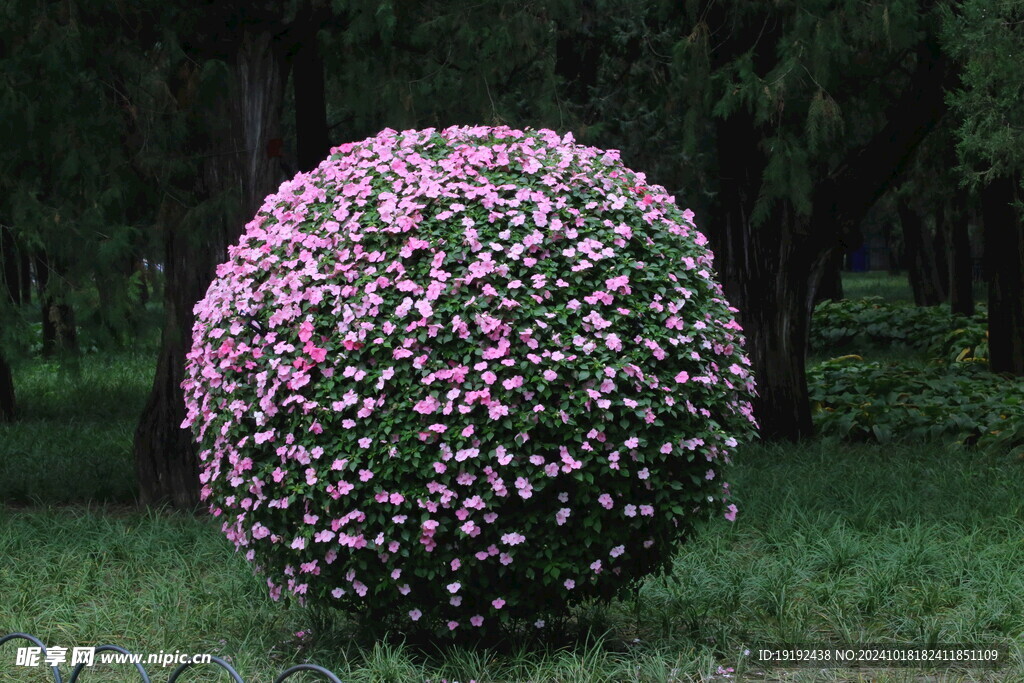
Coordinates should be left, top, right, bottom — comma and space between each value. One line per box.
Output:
182, 125, 757, 633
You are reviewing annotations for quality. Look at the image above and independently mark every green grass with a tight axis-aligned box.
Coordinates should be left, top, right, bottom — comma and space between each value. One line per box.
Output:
841, 272, 915, 303
2, 443, 1021, 681
0, 353, 153, 504
3, 353, 1023, 681
1, 286, 1019, 681
841, 271, 988, 306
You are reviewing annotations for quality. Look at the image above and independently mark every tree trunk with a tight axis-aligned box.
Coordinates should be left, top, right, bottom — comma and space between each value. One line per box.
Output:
948, 191, 974, 317
34, 251, 78, 355
899, 202, 945, 306
2, 225, 31, 305
982, 175, 1024, 375
933, 210, 950, 300
293, 30, 331, 173
0, 353, 13, 421
712, 108, 819, 440
814, 249, 845, 303
718, 210, 819, 441
134, 29, 289, 508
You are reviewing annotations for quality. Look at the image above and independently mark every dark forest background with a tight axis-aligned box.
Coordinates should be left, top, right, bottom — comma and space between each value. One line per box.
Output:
2, 0, 1022, 507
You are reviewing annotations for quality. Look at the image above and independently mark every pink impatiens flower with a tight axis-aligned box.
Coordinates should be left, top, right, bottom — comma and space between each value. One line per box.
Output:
182, 125, 756, 628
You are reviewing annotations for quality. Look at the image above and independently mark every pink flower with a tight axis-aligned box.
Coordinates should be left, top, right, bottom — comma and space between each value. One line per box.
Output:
492, 598, 505, 609
598, 493, 614, 509
470, 615, 484, 627
447, 582, 461, 593
564, 579, 575, 590
725, 504, 738, 522
501, 532, 526, 545
488, 403, 509, 419
409, 609, 422, 621
660, 442, 673, 454
413, 397, 439, 414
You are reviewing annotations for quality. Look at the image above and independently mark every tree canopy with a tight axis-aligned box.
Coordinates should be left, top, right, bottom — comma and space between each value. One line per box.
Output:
0, 0, 1021, 498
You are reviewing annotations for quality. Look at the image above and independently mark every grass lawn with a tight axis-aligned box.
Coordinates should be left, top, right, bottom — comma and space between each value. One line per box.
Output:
1, 273, 1021, 682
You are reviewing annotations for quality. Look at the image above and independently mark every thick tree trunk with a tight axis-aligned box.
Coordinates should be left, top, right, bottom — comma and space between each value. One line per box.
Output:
2, 226, 31, 305
293, 31, 331, 173
982, 175, 1024, 375
814, 249, 845, 303
134, 30, 289, 508
0, 353, 13, 421
712, 109, 818, 440
34, 251, 78, 355
948, 192, 974, 317
899, 202, 945, 306
1, 225, 21, 421
723, 221, 818, 440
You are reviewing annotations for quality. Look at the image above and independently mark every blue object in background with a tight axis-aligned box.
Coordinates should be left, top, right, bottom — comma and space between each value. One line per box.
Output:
849, 246, 869, 272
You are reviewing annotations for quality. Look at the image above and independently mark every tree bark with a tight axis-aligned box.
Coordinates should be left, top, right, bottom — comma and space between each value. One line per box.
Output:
948, 191, 974, 316
933, 209, 950, 299
982, 175, 1024, 375
0, 225, 21, 421
814, 249, 845, 303
34, 251, 78, 355
293, 30, 331, 173
0, 353, 13, 421
134, 29, 289, 508
899, 201, 945, 306
1, 226, 31, 305
708, 35, 948, 440
711, 103, 825, 440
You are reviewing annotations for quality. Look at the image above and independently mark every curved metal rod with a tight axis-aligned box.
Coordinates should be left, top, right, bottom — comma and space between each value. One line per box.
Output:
0, 632, 63, 683
167, 655, 245, 683
68, 644, 151, 682
274, 663, 345, 682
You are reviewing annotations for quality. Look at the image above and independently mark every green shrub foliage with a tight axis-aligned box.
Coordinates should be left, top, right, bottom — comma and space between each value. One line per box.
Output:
182, 126, 756, 633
